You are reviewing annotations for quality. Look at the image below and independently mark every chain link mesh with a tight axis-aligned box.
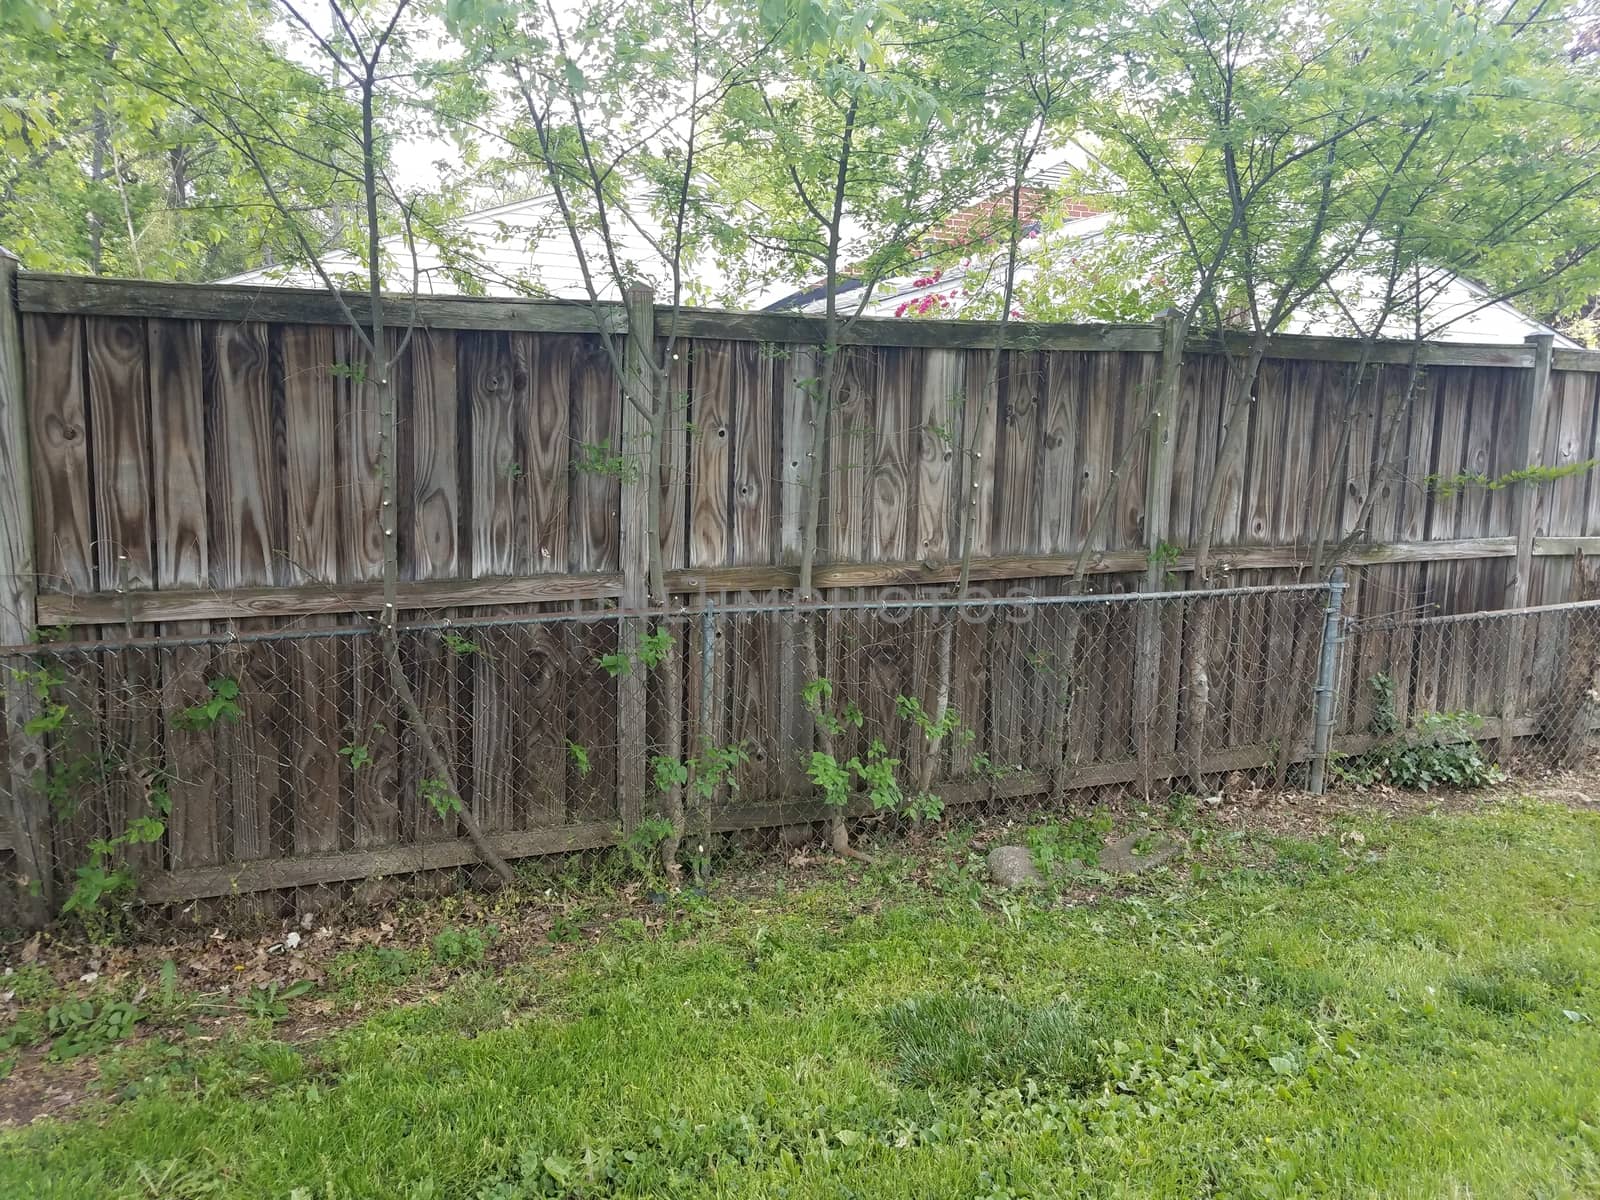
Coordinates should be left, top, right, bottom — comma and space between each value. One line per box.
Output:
0, 584, 1350, 901
1341, 600, 1600, 775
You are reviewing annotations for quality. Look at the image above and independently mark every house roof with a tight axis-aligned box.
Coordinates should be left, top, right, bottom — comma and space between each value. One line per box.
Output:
774, 215, 1580, 348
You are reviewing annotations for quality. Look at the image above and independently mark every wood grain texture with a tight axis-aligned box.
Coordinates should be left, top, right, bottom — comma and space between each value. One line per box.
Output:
731, 342, 777, 566
207, 322, 283, 589
332, 329, 386, 584
279, 326, 340, 585
0, 253, 48, 921
85, 318, 154, 592
34, 572, 625, 625
26, 314, 93, 594
962, 348, 999, 561
568, 336, 619, 574
868, 346, 914, 561
464, 331, 523, 578
0, 254, 34, 641
914, 349, 963, 560
689, 340, 733, 568
825, 347, 875, 565
149, 320, 208, 589
993, 350, 1044, 555
659, 341, 691, 569
405, 328, 460, 581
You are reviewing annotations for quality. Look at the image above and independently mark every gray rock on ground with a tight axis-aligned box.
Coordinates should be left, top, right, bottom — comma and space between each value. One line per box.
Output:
987, 845, 1041, 887
1100, 829, 1184, 875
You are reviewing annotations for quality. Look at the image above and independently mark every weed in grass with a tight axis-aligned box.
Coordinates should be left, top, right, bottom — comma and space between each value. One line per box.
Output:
3, 965, 61, 1006
548, 915, 583, 944
331, 945, 426, 997
238, 980, 315, 1023
1450, 967, 1546, 1016
432, 924, 496, 967
1230, 957, 1345, 1009
1166, 791, 1200, 827
1269, 833, 1342, 873
435, 974, 515, 1037
45, 998, 143, 1060
1523, 947, 1588, 995
126, 1158, 228, 1198
1450, 947, 1586, 1018
1024, 811, 1112, 876
881, 992, 1102, 1091
237, 1040, 307, 1088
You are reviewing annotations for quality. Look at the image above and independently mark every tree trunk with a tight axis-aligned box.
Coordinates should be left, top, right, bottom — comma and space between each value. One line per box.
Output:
1182, 332, 1268, 790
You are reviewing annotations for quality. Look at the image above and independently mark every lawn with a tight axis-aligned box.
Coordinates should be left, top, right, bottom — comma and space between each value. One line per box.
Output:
3, 795, 1600, 1198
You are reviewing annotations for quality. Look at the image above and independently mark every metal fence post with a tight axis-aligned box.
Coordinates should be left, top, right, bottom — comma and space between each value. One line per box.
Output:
1308, 567, 1349, 795
699, 604, 716, 752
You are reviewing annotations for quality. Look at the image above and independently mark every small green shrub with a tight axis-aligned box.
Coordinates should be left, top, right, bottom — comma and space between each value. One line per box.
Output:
432, 924, 496, 967
1338, 693, 1501, 791
1025, 811, 1112, 875
881, 992, 1101, 1091
45, 998, 143, 1060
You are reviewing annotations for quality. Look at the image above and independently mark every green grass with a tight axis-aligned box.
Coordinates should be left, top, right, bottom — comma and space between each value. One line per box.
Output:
5, 799, 1600, 1198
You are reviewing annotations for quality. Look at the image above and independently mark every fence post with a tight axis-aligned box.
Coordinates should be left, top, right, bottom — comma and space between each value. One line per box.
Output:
0, 248, 50, 926
1308, 567, 1349, 796
617, 286, 655, 834
1499, 332, 1555, 747
1133, 310, 1185, 786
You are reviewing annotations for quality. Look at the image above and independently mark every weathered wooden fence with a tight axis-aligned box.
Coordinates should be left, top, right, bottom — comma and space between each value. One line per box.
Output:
3, 262, 1600, 917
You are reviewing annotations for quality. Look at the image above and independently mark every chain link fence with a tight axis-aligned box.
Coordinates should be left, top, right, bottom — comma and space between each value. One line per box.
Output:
1340, 599, 1600, 775
2, 618, 625, 891
15, 580, 1597, 911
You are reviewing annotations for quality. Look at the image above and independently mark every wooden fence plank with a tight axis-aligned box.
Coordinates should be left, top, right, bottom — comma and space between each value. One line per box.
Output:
405, 328, 460, 582
0, 252, 50, 922
279, 325, 342, 853
83, 316, 161, 872
26, 313, 93, 595
148, 318, 217, 873
209, 321, 287, 864
869, 346, 915, 562
915, 349, 963, 560
86, 317, 154, 593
